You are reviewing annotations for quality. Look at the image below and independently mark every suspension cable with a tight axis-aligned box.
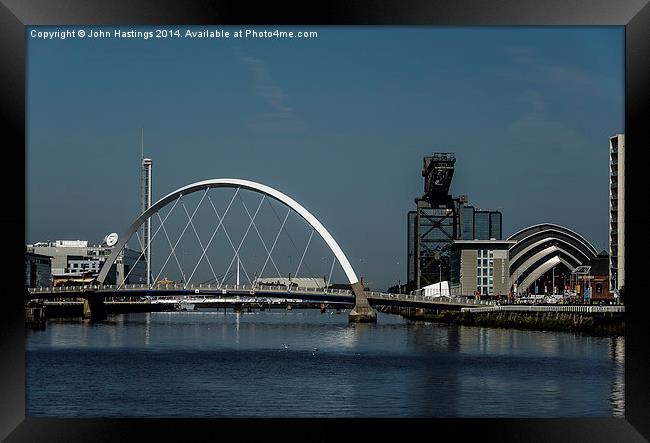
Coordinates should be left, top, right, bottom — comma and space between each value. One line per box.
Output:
207, 192, 256, 286
186, 188, 241, 287
118, 197, 182, 288
154, 189, 209, 287
326, 254, 336, 290
182, 200, 220, 285
266, 198, 319, 278
155, 211, 187, 285
240, 197, 283, 279
219, 193, 266, 285
294, 228, 315, 280
255, 209, 291, 289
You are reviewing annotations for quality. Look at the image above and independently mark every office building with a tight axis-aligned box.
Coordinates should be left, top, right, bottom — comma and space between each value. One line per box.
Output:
26, 239, 146, 286
460, 205, 502, 240
25, 252, 52, 288
609, 134, 624, 293
450, 240, 515, 297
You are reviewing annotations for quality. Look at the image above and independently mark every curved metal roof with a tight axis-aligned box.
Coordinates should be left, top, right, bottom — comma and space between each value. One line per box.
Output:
507, 223, 598, 289
508, 223, 598, 256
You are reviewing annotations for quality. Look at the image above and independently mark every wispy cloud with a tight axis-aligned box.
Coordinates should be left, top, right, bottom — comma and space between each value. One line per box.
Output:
506, 46, 621, 101
238, 53, 304, 133
505, 46, 620, 157
509, 89, 586, 155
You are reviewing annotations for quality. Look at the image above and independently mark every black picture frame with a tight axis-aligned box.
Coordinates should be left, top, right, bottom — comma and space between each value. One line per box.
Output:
2, 1, 649, 441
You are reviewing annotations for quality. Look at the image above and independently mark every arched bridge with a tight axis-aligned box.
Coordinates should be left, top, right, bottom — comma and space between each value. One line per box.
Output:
55, 178, 377, 322
28, 283, 500, 312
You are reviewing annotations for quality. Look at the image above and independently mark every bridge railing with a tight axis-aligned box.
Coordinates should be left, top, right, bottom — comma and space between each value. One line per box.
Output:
368, 292, 498, 306
28, 286, 622, 312
460, 305, 625, 314
27, 283, 356, 297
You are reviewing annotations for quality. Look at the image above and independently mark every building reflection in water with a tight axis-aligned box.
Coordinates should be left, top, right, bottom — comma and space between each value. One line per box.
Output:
406, 322, 461, 416
144, 312, 151, 346
406, 321, 622, 417
609, 335, 625, 417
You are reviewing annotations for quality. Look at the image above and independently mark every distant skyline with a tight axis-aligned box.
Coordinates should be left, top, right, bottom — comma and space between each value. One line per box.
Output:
27, 26, 623, 290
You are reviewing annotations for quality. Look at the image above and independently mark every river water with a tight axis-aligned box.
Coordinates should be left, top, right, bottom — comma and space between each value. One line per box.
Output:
25, 309, 624, 417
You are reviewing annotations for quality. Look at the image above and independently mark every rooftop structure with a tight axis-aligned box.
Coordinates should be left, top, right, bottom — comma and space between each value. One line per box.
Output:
408, 153, 502, 290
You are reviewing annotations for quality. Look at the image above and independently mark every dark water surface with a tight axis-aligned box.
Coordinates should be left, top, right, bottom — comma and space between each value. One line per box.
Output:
26, 309, 624, 417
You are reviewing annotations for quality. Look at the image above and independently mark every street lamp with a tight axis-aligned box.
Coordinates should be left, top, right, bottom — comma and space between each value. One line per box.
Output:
552, 266, 555, 295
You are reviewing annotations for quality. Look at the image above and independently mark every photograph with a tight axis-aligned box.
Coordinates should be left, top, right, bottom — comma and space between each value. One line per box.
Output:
2, 1, 649, 441
24, 25, 625, 418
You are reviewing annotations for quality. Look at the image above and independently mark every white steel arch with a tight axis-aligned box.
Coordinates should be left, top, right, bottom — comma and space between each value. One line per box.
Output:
509, 237, 590, 272
517, 256, 576, 295
97, 178, 359, 286
508, 223, 598, 256
510, 245, 582, 284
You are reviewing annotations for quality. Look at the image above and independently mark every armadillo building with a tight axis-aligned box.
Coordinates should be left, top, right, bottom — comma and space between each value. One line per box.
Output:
507, 223, 598, 295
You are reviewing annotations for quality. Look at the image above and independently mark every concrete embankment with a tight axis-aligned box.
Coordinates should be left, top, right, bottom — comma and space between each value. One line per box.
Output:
42, 301, 178, 318
380, 306, 624, 335
36, 301, 344, 319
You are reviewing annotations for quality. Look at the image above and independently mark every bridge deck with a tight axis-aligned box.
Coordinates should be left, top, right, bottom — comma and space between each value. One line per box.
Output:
28, 284, 507, 309
27, 284, 624, 313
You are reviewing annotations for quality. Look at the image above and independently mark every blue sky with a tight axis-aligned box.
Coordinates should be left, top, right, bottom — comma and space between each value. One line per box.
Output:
26, 26, 623, 290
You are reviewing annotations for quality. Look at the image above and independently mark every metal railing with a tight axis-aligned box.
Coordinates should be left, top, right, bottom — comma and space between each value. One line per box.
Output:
28, 285, 497, 307
27, 283, 355, 297
31, 285, 619, 312
367, 292, 496, 306
460, 305, 625, 314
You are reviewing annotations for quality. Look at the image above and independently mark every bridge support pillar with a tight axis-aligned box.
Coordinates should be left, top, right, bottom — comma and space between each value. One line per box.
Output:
82, 298, 107, 322
348, 282, 377, 323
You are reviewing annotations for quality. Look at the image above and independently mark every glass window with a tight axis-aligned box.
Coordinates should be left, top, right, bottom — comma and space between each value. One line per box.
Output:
483, 277, 488, 285
489, 259, 494, 267
489, 268, 493, 276
477, 278, 481, 286
488, 250, 493, 257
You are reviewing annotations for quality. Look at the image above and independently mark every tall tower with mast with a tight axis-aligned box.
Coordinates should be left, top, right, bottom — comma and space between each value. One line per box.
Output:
141, 129, 153, 286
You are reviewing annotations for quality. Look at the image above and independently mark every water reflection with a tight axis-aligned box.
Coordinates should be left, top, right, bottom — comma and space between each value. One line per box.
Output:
26, 310, 624, 417
609, 336, 625, 416
144, 312, 151, 347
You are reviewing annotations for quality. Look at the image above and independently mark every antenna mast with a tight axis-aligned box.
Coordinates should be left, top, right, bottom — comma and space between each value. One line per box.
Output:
140, 128, 153, 286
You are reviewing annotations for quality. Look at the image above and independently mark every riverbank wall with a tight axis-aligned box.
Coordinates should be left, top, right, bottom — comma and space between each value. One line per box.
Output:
380, 305, 624, 335
40, 301, 178, 318
33, 300, 343, 319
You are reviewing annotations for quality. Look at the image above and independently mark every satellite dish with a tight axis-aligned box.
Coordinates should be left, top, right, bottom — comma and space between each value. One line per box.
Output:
105, 233, 119, 247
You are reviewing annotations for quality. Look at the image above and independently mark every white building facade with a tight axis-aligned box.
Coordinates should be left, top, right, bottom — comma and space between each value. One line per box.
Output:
609, 134, 624, 292
26, 240, 146, 286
